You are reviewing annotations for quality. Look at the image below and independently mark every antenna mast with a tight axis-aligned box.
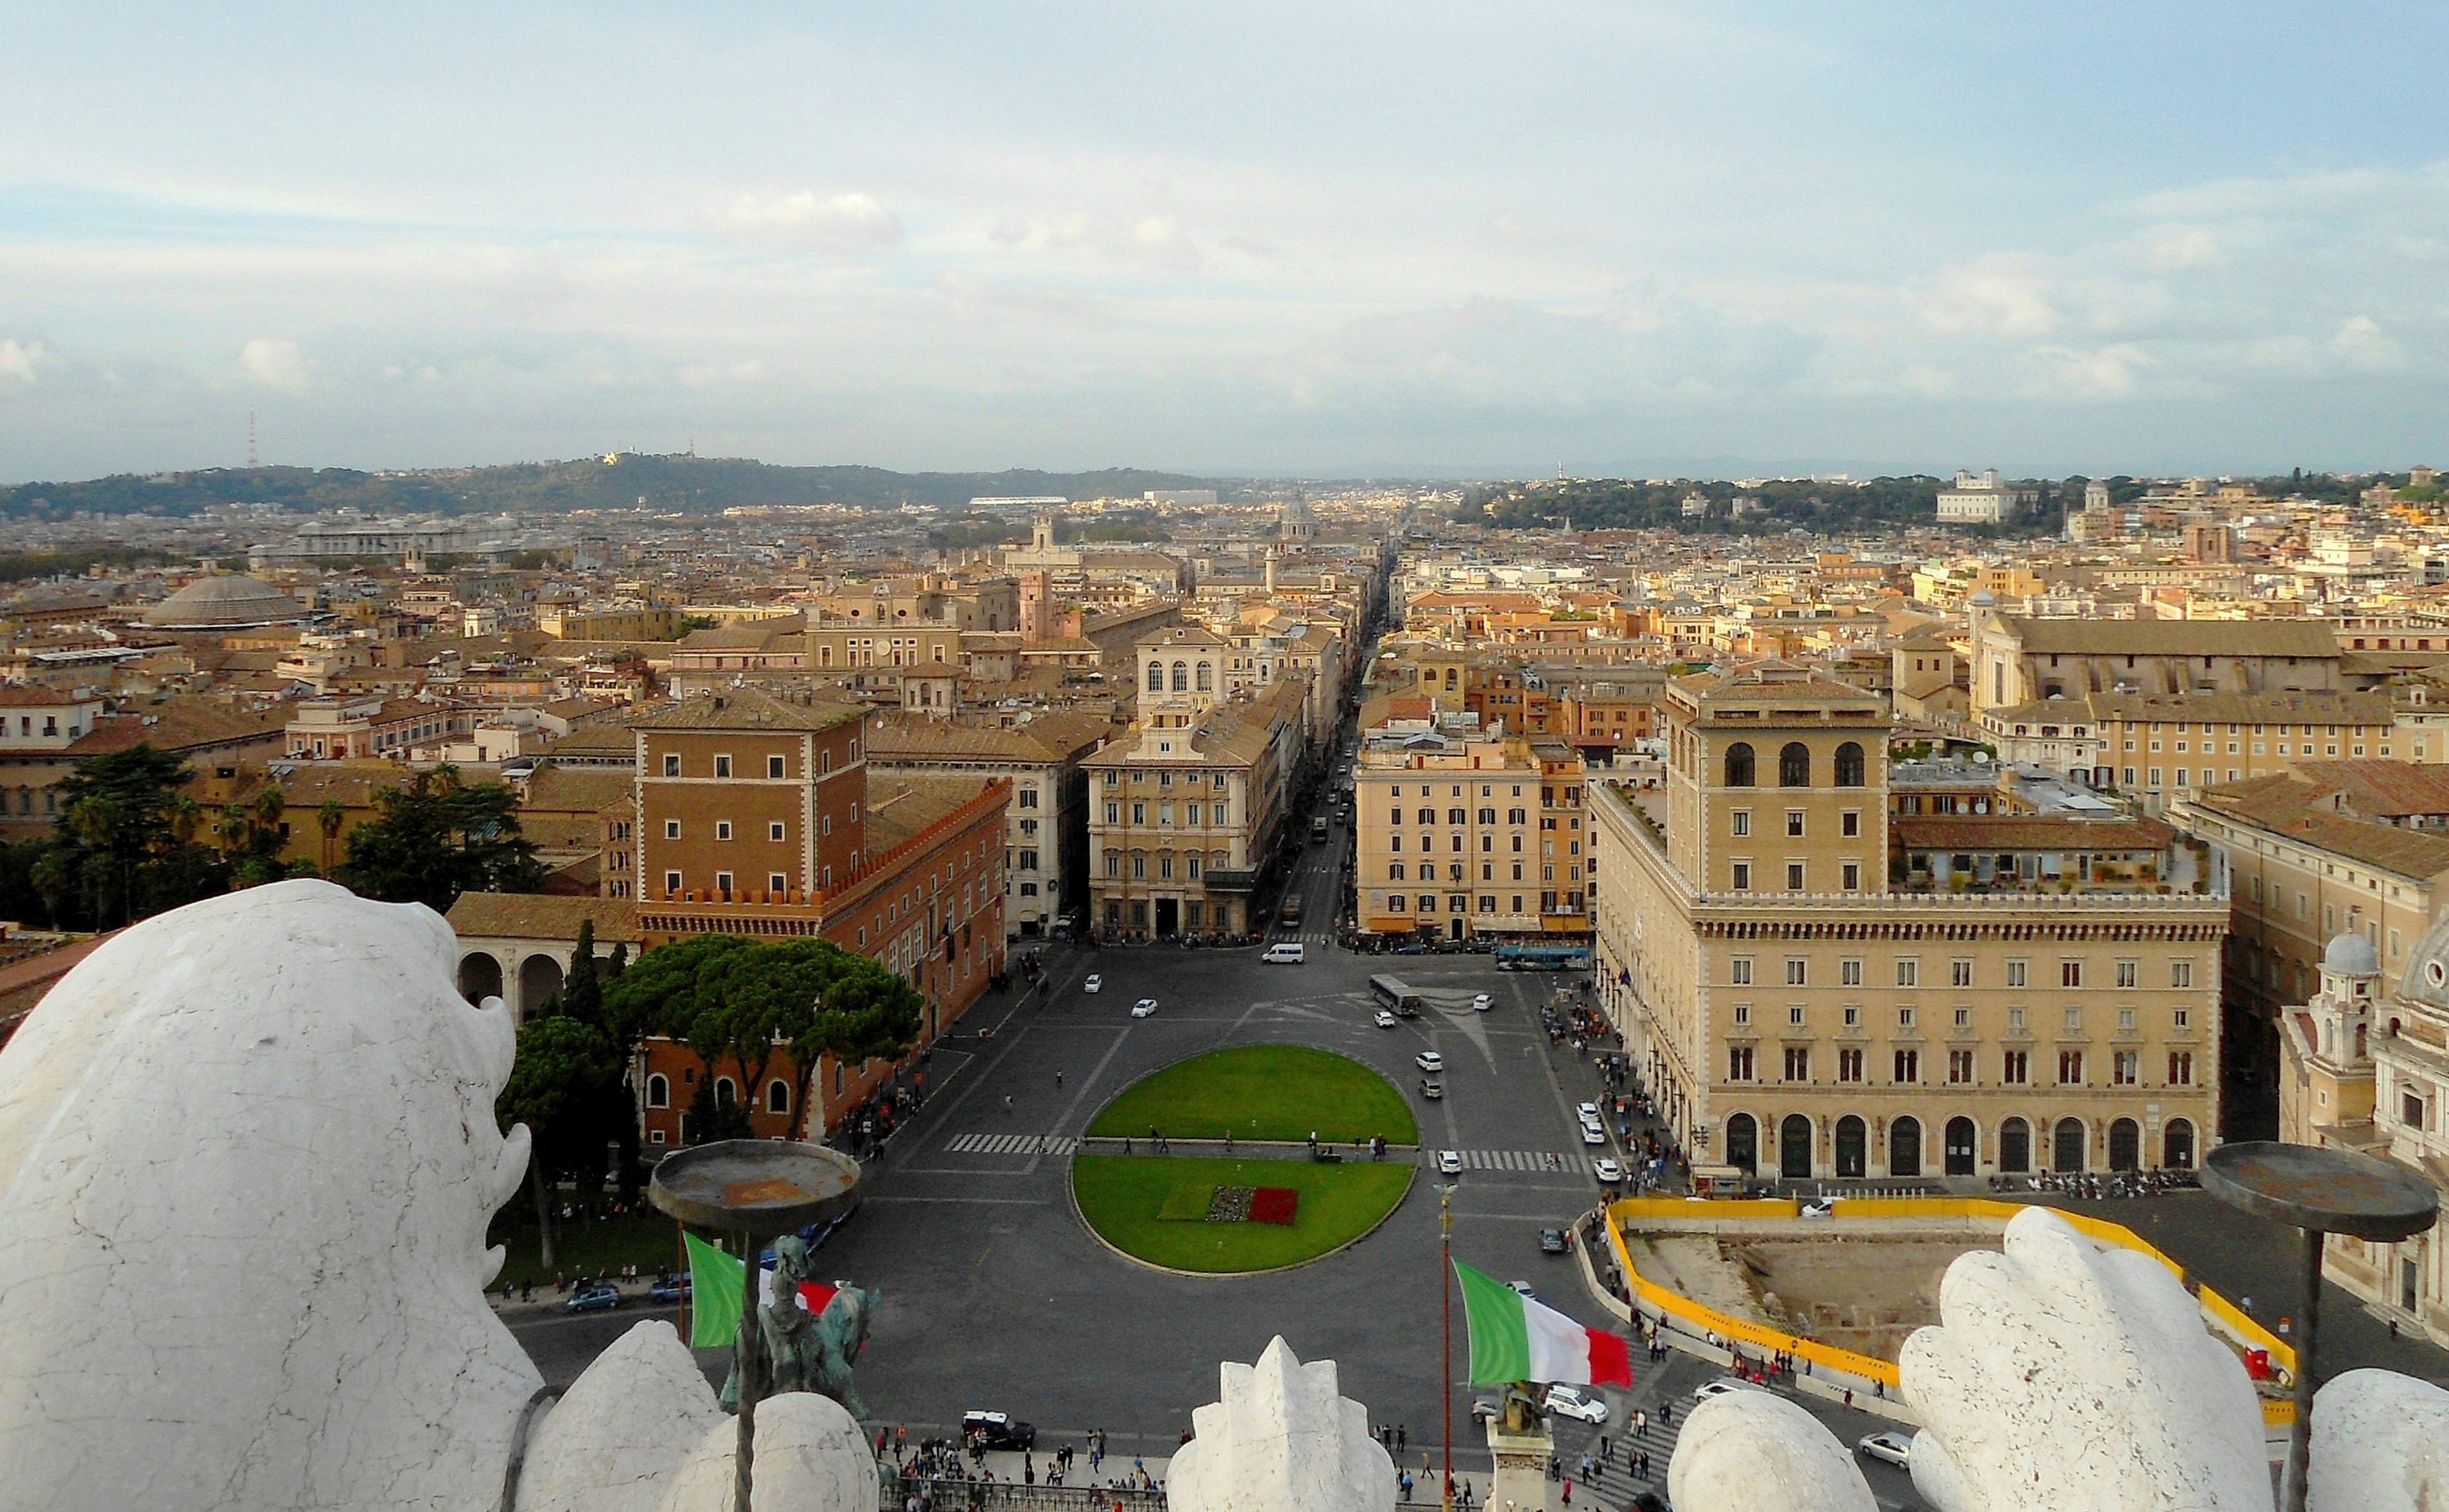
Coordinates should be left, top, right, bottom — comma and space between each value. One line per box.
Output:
247, 407, 259, 468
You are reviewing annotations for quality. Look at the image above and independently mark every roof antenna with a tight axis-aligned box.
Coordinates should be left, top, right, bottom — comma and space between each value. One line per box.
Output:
247, 407, 259, 468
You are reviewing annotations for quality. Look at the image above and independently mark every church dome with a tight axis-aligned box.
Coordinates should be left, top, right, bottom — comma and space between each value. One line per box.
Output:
142, 573, 307, 629
2324, 932, 2380, 977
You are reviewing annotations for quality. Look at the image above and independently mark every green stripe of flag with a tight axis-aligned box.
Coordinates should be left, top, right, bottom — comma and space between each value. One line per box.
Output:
1453, 1260, 1533, 1385
684, 1230, 748, 1349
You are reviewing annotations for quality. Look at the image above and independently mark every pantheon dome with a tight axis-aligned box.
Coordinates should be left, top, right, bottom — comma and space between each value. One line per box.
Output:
141, 572, 308, 629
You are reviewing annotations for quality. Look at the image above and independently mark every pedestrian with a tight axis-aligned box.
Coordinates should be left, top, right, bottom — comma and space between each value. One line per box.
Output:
1561, 1480, 1571, 1506
898, 1425, 908, 1456
2391, 1317, 2402, 1341
1055, 1070, 1064, 1089
1396, 1423, 1406, 1454
1122, 1137, 1132, 1155
1004, 1094, 1013, 1112
1844, 1389, 1853, 1409
1599, 1435, 1610, 1462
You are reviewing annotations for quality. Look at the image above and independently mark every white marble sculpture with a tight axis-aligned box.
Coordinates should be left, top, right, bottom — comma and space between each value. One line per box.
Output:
515, 1321, 728, 1512
654, 1391, 876, 1512
1169, 1337, 1396, 1512
0, 880, 545, 1512
1669, 1390, 1874, 1512
2307, 1368, 2449, 1512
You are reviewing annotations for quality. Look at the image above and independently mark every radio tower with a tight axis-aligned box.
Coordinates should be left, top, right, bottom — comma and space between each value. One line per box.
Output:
247, 408, 259, 468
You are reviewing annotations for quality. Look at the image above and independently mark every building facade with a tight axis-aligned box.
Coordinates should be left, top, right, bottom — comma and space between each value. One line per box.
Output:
1352, 729, 1590, 942
1590, 660, 2226, 1182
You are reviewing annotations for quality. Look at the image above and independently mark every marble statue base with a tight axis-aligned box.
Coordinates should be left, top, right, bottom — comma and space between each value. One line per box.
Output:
1484, 1417, 1555, 1512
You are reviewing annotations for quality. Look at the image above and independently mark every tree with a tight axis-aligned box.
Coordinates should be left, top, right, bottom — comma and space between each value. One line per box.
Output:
601, 934, 927, 1143
333, 765, 546, 913
316, 799, 347, 874
562, 916, 602, 1022
496, 1011, 623, 1271
41, 744, 230, 929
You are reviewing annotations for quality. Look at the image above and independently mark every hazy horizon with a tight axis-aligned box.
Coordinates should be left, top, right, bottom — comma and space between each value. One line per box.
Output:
5, 5, 2446, 482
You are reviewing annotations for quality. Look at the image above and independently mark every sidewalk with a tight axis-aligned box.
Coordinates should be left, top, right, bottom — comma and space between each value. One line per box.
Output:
889, 1447, 1172, 1494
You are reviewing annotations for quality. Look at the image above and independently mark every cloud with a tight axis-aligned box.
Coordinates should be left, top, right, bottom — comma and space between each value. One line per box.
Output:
1127, 215, 1201, 273
0, 340, 45, 386
720, 191, 903, 252
2028, 342, 2152, 400
1910, 254, 2060, 338
2140, 226, 2222, 271
240, 337, 308, 393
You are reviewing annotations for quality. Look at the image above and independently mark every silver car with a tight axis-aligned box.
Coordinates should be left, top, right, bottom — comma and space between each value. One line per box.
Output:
1857, 1432, 1912, 1469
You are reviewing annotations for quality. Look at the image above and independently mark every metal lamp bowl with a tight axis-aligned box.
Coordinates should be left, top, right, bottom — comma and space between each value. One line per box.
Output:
647, 1139, 862, 1233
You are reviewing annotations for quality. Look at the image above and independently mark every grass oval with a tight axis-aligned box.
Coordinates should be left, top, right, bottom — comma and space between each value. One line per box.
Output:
1084, 1044, 1421, 1146
1072, 1155, 1414, 1273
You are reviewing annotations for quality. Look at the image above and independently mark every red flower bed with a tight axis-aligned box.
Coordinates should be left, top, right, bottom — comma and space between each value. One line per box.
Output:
1249, 1187, 1299, 1226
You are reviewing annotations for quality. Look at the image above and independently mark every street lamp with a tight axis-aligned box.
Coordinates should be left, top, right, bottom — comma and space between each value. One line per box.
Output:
1437, 1181, 1458, 1512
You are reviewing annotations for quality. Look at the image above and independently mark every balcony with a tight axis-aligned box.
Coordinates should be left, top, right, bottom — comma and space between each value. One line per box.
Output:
1203, 868, 1261, 893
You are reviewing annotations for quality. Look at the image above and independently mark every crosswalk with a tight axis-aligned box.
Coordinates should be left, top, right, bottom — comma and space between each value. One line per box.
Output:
944, 1132, 1079, 1156
1453, 1149, 1579, 1172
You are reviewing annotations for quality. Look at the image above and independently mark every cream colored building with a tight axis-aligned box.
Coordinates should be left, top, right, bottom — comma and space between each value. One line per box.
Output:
1590, 660, 2226, 1183
1352, 728, 1588, 942
2278, 928, 2449, 1346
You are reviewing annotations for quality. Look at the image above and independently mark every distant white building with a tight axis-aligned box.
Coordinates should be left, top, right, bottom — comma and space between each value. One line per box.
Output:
1145, 489, 1219, 508
1679, 492, 1710, 518
1936, 469, 2017, 524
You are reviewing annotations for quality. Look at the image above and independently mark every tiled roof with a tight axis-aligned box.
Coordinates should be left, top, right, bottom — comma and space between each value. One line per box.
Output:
68, 698, 288, 756
1995, 616, 2340, 658
442, 892, 643, 943
865, 775, 999, 852
631, 688, 865, 733
2080, 689, 2394, 726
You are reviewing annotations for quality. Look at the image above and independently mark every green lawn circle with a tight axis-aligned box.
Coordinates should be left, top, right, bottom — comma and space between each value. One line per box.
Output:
1072, 1155, 1415, 1273
1084, 1044, 1421, 1145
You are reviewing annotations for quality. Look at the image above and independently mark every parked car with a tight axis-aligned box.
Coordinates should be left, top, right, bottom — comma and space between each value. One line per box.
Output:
1396, 942, 1430, 955
647, 1276, 691, 1304
1419, 1078, 1444, 1101
1857, 1432, 1912, 1469
1083, 975, 1103, 994
566, 1284, 621, 1313
1472, 993, 1492, 1012
962, 1410, 1036, 1451
1438, 1149, 1463, 1176
1415, 1050, 1445, 1073
1800, 1200, 1834, 1219
1581, 1125, 1608, 1146
1544, 1385, 1608, 1424
1692, 1379, 1758, 1403
1131, 998, 1158, 1018
1375, 1010, 1399, 1028
1577, 1102, 1602, 1122
1592, 1156, 1624, 1183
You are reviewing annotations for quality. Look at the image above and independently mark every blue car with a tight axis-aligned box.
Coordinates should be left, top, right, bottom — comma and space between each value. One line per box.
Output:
565, 1284, 621, 1313
647, 1276, 691, 1304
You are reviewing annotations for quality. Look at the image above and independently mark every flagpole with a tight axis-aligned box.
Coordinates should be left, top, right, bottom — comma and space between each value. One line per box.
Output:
1438, 1182, 1456, 1512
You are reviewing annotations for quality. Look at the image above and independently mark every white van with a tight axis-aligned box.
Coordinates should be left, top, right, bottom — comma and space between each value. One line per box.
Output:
1262, 942, 1306, 964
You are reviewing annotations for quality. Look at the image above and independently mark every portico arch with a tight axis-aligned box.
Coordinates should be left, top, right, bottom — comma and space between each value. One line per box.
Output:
457, 951, 503, 1006
518, 953, 565, 1014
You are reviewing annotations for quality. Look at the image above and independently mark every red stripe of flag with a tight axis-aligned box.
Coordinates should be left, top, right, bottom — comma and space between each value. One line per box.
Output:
1584, 1326, 1632, 1387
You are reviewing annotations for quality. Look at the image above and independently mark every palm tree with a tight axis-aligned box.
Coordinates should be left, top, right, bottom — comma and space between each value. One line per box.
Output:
317, 798, 347, 874
250, 788, 286, 861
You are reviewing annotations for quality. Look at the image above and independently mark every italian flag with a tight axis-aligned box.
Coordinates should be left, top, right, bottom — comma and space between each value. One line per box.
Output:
1454, 1260, 1632, 1387
682, 1230, 837, 1349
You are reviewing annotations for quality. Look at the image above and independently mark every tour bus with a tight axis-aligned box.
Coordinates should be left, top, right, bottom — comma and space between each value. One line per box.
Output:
1495, 942, 1595, 972
1368, 975, 1425, 1017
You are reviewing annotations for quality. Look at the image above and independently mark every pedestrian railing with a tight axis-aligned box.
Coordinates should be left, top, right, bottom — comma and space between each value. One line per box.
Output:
881, 1476, 1167, 1512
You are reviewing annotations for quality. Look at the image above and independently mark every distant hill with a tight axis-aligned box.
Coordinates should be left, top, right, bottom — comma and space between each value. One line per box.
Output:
0, 455, 1225, 519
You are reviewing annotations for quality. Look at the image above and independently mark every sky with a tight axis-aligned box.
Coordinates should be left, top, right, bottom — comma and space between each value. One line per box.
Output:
3, 3, 2448, 482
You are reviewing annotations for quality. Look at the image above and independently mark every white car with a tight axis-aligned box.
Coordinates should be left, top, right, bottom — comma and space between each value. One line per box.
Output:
1471, 993, 1492, 1012
1577, 1102, 1601, 1122
1580, 1125, 1606, 1146
1130, 998, 1158, 1019
1857, 1432, 1912, 1469
1438, 1149, 1463, 1176
1592, 1157, 1624, 1183
1692, 1379, 1757, 1403
1543, 1385, 1608, 1425
1506, 1279, 1537, 1299
1800, 1199, 1834, 1219
1083, 975, 1102, 994
1415, 1050, 1445, 1073
1374, 1010, 1399, 1029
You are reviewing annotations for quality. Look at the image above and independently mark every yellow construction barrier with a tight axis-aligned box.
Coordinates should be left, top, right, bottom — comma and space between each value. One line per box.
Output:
1605, 1194, 2297, 1403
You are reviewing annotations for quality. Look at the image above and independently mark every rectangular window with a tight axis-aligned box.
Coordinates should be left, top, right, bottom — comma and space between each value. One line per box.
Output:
2115, 959, 2139, 989
1784, 1046, 1809, 1081
1731, 957, 1754, 986
1843, 1004, 1861, 1026
1788, 1004, 1806, 1026
2406, 1092, 2428, 1130
663, 753, 682, 776
1732, 862, 1751, 890
2166, 1050, 2192, 1085
1840, 958, 1863, 986
2006, 959, 2027, 988
714, 755, 731, 779
2009, 1008, 2025, 1031
663, 870, 681, 893
2113, 1052, 2139, 1086
715, 871, 733, 893
767, 755, 786, 778
1841, 861, 1860, 891
2058, 1050, 2084, 1085
1729, 1046, 1754, 1081
1954, 1006, 1971, 1028
715, 821, 732, 841
1893, 1048, 1919, 1083
768, 872, 787, 892
2170, 960, 2193, 988
1948, 1050, 1974, 1085
1895, 958, 1918, 988
1786, 958, 1807, 987
1842, 810, 1860, 837
1786, 861, 1805, 891
1898, 1006, 1915, 1027
1950, 959, 1974, 988
1786, 811, 1805, 837
2003, 1050, 2028, 1085
2174, 1007, 2190, 1029
664, 819, 682, 839
2061, 960, 2083, 988
1732, 1002, 1752, 1024
1731, 810, 1749, 837
1837, 1048, 1864, 1082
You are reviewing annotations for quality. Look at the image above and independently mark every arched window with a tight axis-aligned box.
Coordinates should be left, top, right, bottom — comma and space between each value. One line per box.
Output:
1889, 1115, 1922, 1177
1147, 662, 1164, 693
1172, 660, 1189, 692
1725, 1112, 1758, 1174
714, 1077, 738, 1108
1834, 741, 1865, 787
1779, 742, 1812, 788
768, 1079, 792, 1114
1196, 661, 1213, 693
645, 1074, 669, 1109
2163, 1118, 2195, 1170
1723, 742, 1756, 788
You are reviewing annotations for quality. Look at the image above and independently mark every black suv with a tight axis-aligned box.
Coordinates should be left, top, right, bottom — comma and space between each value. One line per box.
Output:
962, 1410, 1036, 1451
